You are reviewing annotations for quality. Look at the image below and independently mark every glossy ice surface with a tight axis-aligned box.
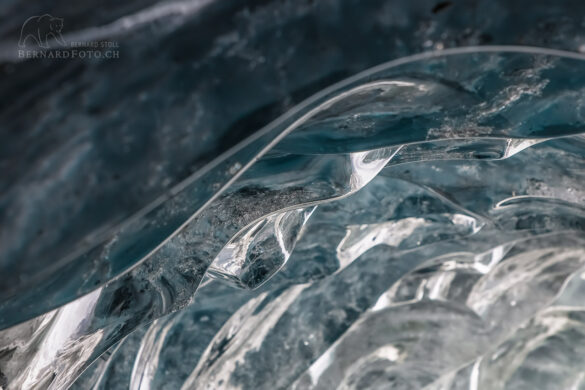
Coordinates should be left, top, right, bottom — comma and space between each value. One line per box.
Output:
2, 46, 585, 389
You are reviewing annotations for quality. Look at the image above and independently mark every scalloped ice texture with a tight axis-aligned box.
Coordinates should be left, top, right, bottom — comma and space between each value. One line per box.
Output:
3, 47, 585, 389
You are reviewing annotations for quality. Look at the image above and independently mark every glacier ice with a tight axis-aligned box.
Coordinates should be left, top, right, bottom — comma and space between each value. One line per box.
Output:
3, 46, 585, 389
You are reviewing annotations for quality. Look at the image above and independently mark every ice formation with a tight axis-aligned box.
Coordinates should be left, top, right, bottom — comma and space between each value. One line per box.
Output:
2, 45, 585, 390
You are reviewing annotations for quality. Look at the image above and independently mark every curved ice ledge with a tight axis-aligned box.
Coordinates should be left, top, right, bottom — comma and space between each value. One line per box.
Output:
3, 47, 585, 389
3, 46, 585, 327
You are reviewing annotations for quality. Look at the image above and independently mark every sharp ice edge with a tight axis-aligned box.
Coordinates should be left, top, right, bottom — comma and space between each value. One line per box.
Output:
1, 47, 577, 328
3, 49, 585, 389
0, 144, 400, 390
207, 206, 317, 289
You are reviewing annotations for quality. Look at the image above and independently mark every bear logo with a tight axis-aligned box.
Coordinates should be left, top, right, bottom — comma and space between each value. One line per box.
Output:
19, 14, 65, 48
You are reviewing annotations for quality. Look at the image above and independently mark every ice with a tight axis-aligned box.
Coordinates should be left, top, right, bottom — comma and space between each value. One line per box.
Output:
3, 46, 585, 389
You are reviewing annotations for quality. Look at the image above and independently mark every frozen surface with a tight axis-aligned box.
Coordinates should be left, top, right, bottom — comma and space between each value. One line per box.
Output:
5, 0, 585, 321
1, 46, 585, 389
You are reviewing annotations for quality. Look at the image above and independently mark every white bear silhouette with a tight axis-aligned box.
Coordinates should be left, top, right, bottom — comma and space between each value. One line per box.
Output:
19, 14, 65, 48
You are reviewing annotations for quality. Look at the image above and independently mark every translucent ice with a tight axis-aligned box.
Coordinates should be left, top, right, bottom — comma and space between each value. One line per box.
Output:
3, 47, 585, 389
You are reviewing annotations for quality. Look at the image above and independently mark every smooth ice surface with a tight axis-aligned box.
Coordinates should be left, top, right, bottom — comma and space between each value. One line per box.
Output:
3, 46, 585, 389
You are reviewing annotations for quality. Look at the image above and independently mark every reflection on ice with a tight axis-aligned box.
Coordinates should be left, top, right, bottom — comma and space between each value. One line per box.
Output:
3, 48, 585, 389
